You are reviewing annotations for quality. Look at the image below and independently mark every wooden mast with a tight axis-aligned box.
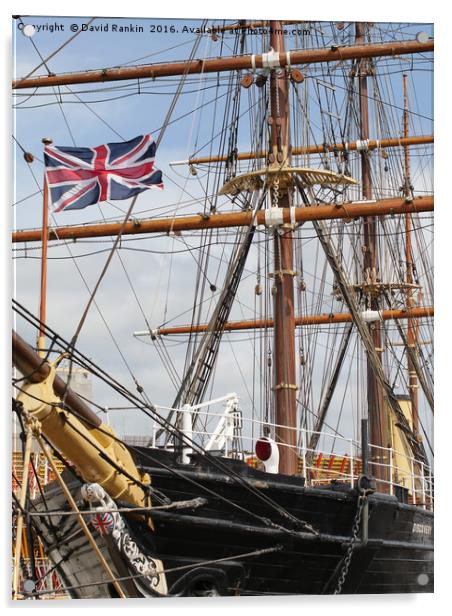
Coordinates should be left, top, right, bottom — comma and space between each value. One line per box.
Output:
403, 73, 419, 436
37, 137, 52, 357
268, 21, 298, 475
355, 23, 388, 481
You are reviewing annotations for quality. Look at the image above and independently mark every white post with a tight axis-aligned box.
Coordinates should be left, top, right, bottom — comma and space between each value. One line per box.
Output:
410, 457, 416, 505
389, 448, 394, 496
420, 461, 426, 509
180, 405, 193, 464
300, 428, 307, 482
225, 420, 229, 458
428, 467, 433, 511
349, 439, 354, 487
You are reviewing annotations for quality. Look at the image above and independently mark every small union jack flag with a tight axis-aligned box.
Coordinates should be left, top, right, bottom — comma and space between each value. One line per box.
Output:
44, 134, 163, 213
91, 512, 115, 535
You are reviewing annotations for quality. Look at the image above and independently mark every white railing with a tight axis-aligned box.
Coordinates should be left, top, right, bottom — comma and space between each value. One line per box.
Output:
151, 400, 434, 511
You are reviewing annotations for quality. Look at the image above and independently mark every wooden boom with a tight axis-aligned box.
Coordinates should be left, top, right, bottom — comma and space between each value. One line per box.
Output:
146, 306, 434, 337
13, 38, 433, 90
13, 195, 434, 243
174, 135, 434, 166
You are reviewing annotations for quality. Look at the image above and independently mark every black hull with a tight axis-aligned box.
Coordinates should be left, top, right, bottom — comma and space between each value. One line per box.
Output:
33, 449, 433, 598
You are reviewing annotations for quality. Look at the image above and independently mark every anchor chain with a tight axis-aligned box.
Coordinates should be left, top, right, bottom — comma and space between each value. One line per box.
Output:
333, 494, 365, 594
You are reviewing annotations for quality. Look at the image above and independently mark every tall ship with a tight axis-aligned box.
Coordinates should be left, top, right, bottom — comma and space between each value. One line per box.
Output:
12, 16, 434, 598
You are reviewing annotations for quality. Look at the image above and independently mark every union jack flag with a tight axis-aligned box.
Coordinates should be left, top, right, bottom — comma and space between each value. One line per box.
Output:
44, 134, 163, 213
91, 512, 115, 535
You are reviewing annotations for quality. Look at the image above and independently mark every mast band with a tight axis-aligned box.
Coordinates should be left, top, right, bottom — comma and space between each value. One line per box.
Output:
265, 207, 284, 226
356, 139, 370, 152
251, 54, 256, 71
273, 383, 298, 391
271, 269, 298, 277
262, 49, 281, 69
264, 207, 296, 227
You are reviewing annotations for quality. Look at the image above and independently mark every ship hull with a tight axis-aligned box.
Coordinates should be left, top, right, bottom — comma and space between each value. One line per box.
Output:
33, 449, 433, 598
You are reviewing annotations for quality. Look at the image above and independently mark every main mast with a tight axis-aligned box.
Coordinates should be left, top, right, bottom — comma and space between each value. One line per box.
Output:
268, 21, 298, 475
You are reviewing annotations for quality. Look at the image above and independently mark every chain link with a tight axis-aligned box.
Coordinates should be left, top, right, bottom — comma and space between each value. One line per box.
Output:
272, 177, 280, 208
275, 70, 281, 119
333, 495, 366, 594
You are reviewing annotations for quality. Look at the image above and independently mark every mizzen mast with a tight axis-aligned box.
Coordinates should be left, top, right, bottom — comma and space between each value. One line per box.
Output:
403, 73, 420, 436
355, 22, 388, 481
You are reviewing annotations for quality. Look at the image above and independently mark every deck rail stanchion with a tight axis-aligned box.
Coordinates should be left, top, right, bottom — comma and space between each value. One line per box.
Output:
349, 439, 354, 487
300, 428, 307, 483
410, 456, 416, 505
420, 461, 426, 509
152, 421, 157, 448
389, 448, 394, 495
